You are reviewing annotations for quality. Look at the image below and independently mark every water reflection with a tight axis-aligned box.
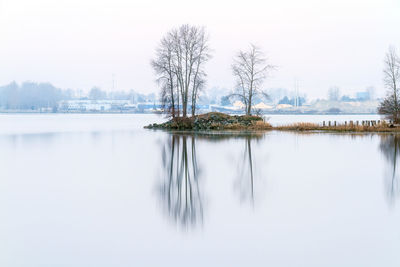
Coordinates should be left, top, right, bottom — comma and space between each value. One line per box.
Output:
379, 134, 400, 205
158, 134, 203, 229
157, 132, 265, 229
234, 136, 262, 206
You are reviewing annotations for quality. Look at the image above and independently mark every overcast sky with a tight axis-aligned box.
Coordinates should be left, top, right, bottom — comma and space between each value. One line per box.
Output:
0, 0, 399, 98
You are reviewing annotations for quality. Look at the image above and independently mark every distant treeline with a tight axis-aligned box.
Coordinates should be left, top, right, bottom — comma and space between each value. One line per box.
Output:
0, 82, 157, 110
0, 81, 73, 110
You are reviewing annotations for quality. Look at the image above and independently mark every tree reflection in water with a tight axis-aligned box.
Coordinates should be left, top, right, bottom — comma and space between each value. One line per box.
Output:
234, 135, 265, 206
158, 134, 203, 229
379, 134, 400, 205
157, 132, 265, 229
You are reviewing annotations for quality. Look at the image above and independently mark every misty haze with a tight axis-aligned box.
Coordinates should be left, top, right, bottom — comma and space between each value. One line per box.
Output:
1, 0, 400, 267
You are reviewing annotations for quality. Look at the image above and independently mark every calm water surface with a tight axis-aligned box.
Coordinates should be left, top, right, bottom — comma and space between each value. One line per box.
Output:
0, 114, 399, 267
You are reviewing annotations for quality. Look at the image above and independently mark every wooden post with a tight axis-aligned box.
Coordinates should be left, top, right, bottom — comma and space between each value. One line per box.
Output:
334, 121, 337, 127
323, 121, 325, 127
345, 121, 347, 126
328, 121, 331, 127
356, 121, 359, 126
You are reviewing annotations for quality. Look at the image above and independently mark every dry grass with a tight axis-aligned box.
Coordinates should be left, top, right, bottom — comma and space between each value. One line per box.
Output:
249, 120, 273, 130
273, 121, 400, 132
274, 122, 320, 131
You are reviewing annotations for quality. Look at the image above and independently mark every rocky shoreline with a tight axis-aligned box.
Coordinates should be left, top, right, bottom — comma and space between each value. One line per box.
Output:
144, 112, 272, 130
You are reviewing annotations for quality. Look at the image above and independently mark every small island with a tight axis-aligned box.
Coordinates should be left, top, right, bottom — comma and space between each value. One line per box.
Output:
145, 112, 272, 130
145, 112, 400, 133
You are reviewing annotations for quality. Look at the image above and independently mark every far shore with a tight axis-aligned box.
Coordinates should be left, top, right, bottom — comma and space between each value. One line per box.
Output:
0, 110, 379, 115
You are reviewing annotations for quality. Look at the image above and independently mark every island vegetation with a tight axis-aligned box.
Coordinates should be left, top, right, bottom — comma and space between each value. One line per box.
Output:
145, 112, 272, 130
148, 24, 274, 130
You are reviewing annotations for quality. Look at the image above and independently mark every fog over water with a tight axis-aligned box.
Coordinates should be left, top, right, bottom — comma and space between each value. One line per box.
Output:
0, 114, 399, 266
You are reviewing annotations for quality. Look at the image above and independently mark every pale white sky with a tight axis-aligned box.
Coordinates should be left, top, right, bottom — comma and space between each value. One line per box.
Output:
0, 0, 399, 98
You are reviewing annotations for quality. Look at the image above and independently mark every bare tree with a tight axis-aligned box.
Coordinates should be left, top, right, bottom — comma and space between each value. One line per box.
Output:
231, 44, 274, 115
378, 46, 400, 122
151, 36, 178, 117
151, 24, 211, 118
190, 39, 208, 116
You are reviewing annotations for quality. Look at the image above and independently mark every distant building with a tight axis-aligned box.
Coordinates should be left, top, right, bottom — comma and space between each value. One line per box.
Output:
276, 104, 293, 110
355, 92, 370, 101
59, 100, 135, 112
253, 102, 273, 110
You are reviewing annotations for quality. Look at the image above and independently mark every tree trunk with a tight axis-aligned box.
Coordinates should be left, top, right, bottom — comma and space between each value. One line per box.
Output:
191, 97, 196, 117
247, 95, 252, 115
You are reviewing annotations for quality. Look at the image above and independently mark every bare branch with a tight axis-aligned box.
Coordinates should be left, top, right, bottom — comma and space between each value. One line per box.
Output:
151, 25, 212, 118
231, 44, 275, 115
379, 46, 400, 122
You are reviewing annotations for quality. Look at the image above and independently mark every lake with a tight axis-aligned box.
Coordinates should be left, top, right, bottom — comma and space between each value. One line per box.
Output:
0, 114, 399, 267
